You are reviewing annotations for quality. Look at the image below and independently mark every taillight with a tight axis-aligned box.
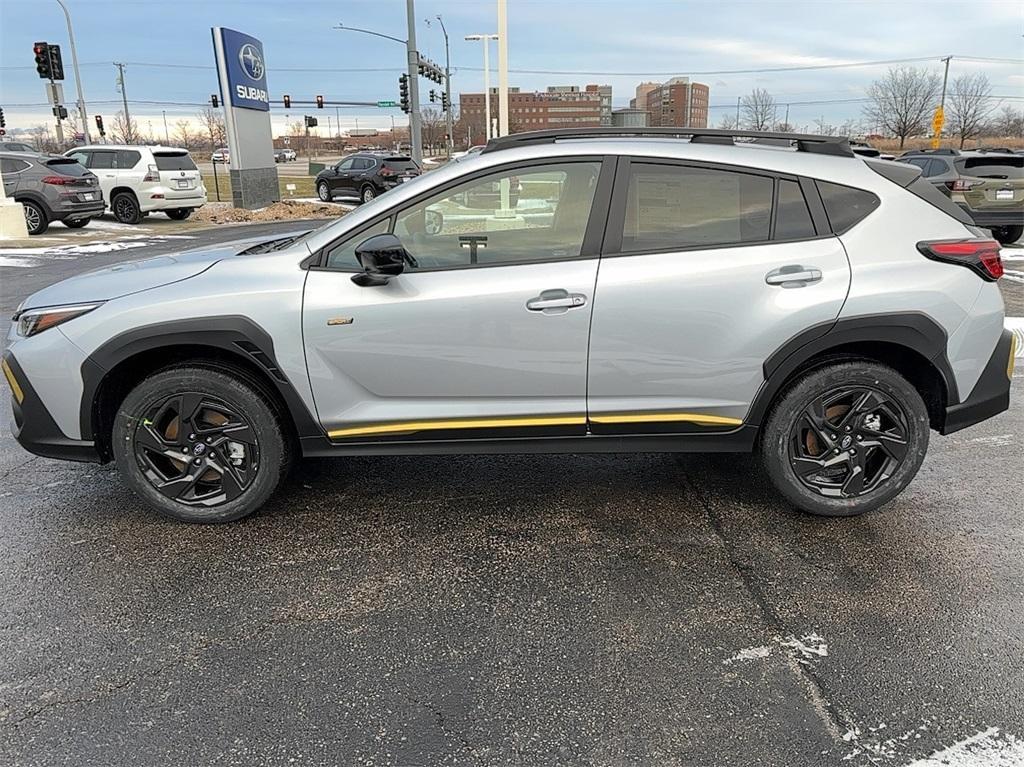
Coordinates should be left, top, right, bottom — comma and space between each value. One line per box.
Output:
143, 164, 159, 182
945, 179, 981, 192
917, 238, 1003, 281
379, 166, 395, 177
41, 175, 73, 185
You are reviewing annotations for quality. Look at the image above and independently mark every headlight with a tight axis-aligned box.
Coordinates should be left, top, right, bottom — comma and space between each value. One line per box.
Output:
15, 303, 103, 337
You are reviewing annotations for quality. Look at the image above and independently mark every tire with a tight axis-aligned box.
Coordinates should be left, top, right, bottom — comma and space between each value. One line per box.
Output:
112, 366, 289, 523
760, 361, 929, 517
22, 200, 48, 235
317, 181, 331, 202
111, 191, 143, 224
165, 208, 193, 220
360, 184, 376, 204
62, 217, 90, 229
991, 225, 1023, 246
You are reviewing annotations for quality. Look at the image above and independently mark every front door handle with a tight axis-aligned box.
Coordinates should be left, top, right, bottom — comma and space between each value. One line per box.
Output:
526, 289, 587, 313
766, 265, 822, 287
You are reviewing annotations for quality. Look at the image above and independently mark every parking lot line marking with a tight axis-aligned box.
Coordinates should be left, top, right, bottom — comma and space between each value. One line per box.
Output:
904, 727, 1024, 767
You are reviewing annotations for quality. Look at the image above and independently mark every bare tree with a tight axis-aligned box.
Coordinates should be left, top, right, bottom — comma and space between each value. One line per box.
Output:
30, 124, 53, 152
196, 107, 226, 150
741, 88, 776, 131
174, 119, 198, 149
863, 66, 941, 148
717, 113, 739, 130
112, 111, 142, 144
991, 105, 1024, 138
946, 73, 995, 148
420, 108, 446, 153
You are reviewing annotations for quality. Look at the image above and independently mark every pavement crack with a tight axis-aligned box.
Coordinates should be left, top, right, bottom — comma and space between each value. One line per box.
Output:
683, 466, 855, 747
409, 696, 485, 766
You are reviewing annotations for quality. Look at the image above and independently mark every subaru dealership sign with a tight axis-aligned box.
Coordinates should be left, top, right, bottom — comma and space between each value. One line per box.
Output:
216, 28, 270, 111
211, 27, 278, 208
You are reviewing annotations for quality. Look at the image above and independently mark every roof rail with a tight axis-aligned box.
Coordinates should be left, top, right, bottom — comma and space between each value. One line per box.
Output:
972, 146, 1016, 154
901, 148, 960, 156
480, 127, 855, 158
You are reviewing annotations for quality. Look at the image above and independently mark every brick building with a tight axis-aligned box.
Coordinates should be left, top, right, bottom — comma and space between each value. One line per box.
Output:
459, 84, 611, 140
642, 77, 710, 128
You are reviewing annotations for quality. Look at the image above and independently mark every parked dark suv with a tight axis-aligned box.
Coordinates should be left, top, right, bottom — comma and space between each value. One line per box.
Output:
1, 151, 104, 235
315, 153, 420, 204
898, 148, 1024, 244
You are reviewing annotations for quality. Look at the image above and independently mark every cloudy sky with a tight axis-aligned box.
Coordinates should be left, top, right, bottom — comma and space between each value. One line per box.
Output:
1, 0, 1021, 139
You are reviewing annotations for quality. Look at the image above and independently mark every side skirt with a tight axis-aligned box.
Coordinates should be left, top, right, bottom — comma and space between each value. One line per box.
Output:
300, 425, 759, 457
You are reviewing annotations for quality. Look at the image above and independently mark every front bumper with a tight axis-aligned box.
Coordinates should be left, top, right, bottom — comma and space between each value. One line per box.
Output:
940, 328, 1015, 435
2, 352, 100, 463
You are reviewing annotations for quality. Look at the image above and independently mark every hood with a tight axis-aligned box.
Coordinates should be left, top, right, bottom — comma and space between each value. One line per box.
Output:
20, 243, 238, 311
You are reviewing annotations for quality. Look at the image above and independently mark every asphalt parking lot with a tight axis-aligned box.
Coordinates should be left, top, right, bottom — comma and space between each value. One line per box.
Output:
1, 224, 1023, 766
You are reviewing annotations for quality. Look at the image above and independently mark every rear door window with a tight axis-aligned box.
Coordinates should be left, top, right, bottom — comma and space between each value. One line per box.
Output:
774, 179, 816, 240
620, 162, 773, 252
955, 157, 1024, 179
153, 152, 197, 171
0, 158, 30, 173
816, 181, 880, 234
88, 151, 116, 170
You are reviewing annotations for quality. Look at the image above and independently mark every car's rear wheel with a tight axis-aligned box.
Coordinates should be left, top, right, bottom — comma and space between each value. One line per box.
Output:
991, 225, 1023, 246
111, 192, 143, 224
761, 362, 929, 517
165, 208, 193, 220
112, 366, 288, 523
22, 201, 47, 235
317, 181, 331, 202
360, 184, 376, 204
62, 218, 90, 228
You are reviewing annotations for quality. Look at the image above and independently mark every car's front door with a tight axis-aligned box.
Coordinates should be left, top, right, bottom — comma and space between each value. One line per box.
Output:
302, 158, 611, 443
587, 158, 852, 433
331, 158, 356, 195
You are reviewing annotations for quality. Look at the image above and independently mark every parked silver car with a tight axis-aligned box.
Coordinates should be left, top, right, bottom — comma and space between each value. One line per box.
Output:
4, 128, 1013, 523
1, 151, 105, 234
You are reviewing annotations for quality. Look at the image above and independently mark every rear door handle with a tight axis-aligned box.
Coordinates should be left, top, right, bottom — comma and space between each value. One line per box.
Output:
766, 265, 822, 287
527, 289, 587, 312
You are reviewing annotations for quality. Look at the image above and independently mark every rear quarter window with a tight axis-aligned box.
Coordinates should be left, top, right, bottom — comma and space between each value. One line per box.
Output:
816, 181, 880, 234
153, 152, 197, 171
116, 150, 141, 168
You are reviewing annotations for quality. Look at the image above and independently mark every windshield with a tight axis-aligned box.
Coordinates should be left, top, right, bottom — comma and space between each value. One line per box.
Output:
153, 152, 198, 171
46, 158, 92, 176
955, 157, 1024, 179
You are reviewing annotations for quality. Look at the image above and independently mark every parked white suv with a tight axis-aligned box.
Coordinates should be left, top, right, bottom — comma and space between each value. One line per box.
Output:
64, 145, 207, 223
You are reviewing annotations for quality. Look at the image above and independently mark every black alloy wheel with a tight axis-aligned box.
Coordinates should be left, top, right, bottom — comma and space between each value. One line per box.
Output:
788, 385, 909, 499
112, 192, 142, 224
132, 392, 260, 507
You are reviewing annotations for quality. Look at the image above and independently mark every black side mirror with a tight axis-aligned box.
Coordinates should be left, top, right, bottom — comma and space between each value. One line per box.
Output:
352, 233, 408, 286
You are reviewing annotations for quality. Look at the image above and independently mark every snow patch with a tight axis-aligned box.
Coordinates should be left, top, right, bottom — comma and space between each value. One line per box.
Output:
722, 645, 772, 664
779, 632, 828, 661
905, 727, 1024, 767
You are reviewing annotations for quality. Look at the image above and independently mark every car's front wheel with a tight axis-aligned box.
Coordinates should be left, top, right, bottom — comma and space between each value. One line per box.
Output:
761, 361, 929, 517
317, 181, 331, 202
991, 225, 1023, 246
22, 200, 48, 235
113, 366, 289, 523
111, 191, 143, 224
165, 208, 193, 220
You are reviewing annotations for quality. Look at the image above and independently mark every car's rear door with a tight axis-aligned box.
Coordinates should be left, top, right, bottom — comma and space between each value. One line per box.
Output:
302, 157, 613, 443
586, 157, 851, 433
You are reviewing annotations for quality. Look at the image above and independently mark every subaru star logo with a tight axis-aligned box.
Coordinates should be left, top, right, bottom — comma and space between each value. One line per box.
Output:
238, 43, 264, 81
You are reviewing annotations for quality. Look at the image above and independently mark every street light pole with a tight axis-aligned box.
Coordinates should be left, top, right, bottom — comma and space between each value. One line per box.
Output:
496, 0, 509, 137
55, 0, 90, 143
466, 34, 497, 141
427, 15, 454, 158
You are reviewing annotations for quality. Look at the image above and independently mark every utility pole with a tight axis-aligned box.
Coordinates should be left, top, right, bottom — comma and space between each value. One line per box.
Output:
939, 56, 952, 112
931, 55, 952, 148
784, 103, 790, 129
56, 0, 90, 143
114, 62, 130, 134
405, 0, 423, 163
736, 96, 740, 127
496, 0, 509, 137
466, 34, 497, 141
162, 110, 169, 143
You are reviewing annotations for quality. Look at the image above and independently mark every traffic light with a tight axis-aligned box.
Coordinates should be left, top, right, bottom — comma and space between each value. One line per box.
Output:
210, 93, 219, 108
429, 90, 437, 103
316, 95, 324, 109
399, 74, 410, 114
48, 44, 64, 81
52, 105, 68, 120
0, 106, 5, 136
34, 42, 51, 79
283, 94, 291, 109
304, 115, 318, 128
441, 93, 450, 112
95, 114, 105, 136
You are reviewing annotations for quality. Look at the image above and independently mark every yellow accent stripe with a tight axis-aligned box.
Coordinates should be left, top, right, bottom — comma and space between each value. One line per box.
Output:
590, 412, 743, 427
328, 410, 742, 440
2, 359, 25, 405
1009, 334, 1018, 380
328, 414, 587, 439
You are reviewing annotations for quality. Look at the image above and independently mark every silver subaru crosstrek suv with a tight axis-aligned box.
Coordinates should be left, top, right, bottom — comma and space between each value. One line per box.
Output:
4, 128, 1014, 523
